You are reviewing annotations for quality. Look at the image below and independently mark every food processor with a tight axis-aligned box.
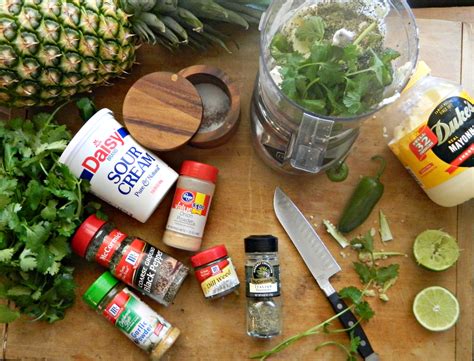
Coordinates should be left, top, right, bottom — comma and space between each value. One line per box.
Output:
250, 0, 419, 174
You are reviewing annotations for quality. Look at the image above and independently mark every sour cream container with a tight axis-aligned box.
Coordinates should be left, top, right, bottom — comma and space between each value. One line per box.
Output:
59, 109, 178, 222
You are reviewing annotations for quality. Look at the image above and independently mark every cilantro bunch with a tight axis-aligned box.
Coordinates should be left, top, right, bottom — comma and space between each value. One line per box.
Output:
0, 108, 97, 323
271, 16, 400, 116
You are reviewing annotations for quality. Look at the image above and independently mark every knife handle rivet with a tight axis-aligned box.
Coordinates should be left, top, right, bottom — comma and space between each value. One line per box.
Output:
337, 303, 343, 310
348, 321, 354, 327
360, 340, 367, 347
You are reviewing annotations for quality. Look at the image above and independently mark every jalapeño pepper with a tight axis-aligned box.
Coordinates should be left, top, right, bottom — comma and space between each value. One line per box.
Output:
338, 156, 386, 233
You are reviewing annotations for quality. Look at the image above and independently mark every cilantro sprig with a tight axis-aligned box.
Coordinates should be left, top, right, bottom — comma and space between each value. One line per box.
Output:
250, 285, 374, 360
271, 16, 400, 116
0, 106, 99, 323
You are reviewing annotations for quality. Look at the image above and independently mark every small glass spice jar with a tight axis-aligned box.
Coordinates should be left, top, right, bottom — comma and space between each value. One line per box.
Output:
72, 214, 189, 307
83, 271, 180, 360
163, 161, 219, 251
190, 245, 240, 299
245, 235, 282, 338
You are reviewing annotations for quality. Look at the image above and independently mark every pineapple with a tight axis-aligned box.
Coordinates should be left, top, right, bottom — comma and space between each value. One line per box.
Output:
0, 0, 267, 108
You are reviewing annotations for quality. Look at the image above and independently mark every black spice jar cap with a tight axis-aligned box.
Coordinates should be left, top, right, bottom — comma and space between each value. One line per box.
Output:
245, 235, 278, 253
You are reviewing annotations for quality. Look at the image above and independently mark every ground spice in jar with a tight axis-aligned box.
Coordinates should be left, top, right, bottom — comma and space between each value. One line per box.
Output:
162, 161, 218, 251
190, 245, 240, 299
72, 214, 189, 307
83, 271, 180, 360
245, 235, 282, 338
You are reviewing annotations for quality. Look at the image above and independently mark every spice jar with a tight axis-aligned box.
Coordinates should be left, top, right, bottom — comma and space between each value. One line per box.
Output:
72, 214, 189, 307
245, 235, 282, 338
190, 245, 240, 299
83, 271, 180, 360
162, 161, 218, 251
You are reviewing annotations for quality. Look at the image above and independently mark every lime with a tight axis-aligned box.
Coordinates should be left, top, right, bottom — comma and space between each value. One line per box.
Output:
413, 230, 460, 271
413, 286, 460, 331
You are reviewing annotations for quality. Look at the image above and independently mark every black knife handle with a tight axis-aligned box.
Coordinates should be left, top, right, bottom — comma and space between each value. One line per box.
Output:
327, 292, 375, 359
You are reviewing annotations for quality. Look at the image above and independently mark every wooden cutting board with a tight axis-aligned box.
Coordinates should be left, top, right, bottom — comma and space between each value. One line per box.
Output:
2, 17, 472, 361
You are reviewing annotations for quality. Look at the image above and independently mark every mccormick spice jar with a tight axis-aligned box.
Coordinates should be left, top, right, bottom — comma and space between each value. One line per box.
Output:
83, 271, 180, 360
162, 161, 218, 251
245, 235, 282, 338
72, 214, 189, 307
190, 245, 240, 299
59, 109, 178, 223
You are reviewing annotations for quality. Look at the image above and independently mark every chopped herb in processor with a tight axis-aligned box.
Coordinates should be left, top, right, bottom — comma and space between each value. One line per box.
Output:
270, 2, 400, 116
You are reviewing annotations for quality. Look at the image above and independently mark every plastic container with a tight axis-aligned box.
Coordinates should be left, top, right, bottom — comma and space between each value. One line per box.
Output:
162, 161, 218, 251
245, 235, 282, 338
59, 108, 178, 222
190, 245, 240, 299
72, 214, 189, 307
83, 271, 180, 360
384, 63, 474, 207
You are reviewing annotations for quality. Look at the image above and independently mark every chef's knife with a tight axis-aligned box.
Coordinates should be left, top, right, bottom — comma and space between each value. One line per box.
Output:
273, 187, 379, 361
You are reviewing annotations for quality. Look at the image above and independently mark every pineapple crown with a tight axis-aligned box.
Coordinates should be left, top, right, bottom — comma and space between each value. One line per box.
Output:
120, 0, 268, 51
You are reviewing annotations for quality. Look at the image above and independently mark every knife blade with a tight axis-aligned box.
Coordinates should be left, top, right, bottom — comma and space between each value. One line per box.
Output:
273, 187, 379, 361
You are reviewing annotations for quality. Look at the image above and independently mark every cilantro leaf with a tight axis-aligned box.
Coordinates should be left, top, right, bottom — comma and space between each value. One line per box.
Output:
354, 301, 375, 321
339, 286, 363, 304
19, 249, 37, 272
0, 304, 20, 323
353, 262, 374, 284
375, 264, 399, 285
295, 16, 325, 43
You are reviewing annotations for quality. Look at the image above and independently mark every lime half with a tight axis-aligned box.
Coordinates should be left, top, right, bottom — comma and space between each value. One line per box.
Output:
413, 230, 460, 271
413, 286, 460, 331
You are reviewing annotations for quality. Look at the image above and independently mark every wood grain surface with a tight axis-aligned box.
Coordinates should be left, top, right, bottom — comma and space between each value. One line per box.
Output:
123, 72, 203, 151
1, 12, 473, 361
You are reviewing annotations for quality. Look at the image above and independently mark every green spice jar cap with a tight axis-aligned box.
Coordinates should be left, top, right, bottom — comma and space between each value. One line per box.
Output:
83, 271, 119, 309
245, 235, 278, 253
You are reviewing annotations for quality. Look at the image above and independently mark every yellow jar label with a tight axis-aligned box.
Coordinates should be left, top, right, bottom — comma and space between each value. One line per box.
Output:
389, 91, 473, 189
198, 259, 240, 298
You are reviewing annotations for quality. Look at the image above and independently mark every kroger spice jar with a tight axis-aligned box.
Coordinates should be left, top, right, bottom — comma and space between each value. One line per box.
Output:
59, 109, 178, 222
162, 161, 218, 251
83, 271, 180, 360
72, 215, 189, 307
190, 245, 240, 299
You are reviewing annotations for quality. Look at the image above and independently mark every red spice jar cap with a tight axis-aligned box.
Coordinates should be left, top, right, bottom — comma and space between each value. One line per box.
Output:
190, 245, 228, 268
71, 214, 107, 257
180, 160, 219, 183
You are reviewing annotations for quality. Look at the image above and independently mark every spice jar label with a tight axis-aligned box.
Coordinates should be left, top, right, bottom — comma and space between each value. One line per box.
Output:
114, 239, 183, 302
195, 258, 240, 298
246, 261, 280, 297
166, 188, 212, 238
95, 230, 127, 268
103, 288, 171, 351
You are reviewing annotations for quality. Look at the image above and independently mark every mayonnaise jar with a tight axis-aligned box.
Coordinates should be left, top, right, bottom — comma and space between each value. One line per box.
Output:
384, 74, 473, 207
59, 109, 178, 222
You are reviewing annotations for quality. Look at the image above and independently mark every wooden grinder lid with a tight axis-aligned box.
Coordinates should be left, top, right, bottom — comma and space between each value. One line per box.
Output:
123, 72, 203, 151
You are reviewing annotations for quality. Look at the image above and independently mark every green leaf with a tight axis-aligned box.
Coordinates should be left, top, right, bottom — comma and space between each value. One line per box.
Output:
339, 286, 363, 304
295, 16, 325, 43
40, 200, 58, 221
353, 262, 374, 284
34, 140, 68, 156
351, 231, 374, 253
354, 301, 375, 321
36, 246, 55, 274
0, 248, 15, 263
24, 223, 51, 251
375, 264, 399, 285
25, 179, 44, 211
0, 178, 18, 208
7, 286, 32, 297
270, 32, 293, 61
19, 248, 37, 271
48, 236, 70, 260
0, 304, 20, 323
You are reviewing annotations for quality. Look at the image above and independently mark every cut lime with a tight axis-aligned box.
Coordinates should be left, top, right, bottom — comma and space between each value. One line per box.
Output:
413, 286, 459, 331
413, 230, 460, 271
